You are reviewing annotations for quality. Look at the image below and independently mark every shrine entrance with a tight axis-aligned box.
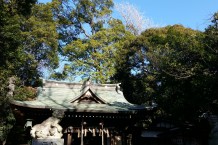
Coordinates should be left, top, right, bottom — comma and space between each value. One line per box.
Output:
69, 132, 105, 145
66, 132, 122, 145
64, 125, 124, 145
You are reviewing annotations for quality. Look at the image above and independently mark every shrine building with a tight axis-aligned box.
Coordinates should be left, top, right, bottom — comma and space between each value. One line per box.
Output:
10, 79, 155, 145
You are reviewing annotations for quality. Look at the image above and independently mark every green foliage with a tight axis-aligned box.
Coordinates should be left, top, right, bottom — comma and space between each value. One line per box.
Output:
0, 0, 58, 142
0, 72, 15, 143
139, 25, 211, 121
0, 1, 23, 140
144, 25, 205, 79
21, 2, 59, 69
115, 23, 218, 122
53, 0, 113, 45
203, 12, 218, 113
204, 12, 218, 77
51, 0, 134, 83
113, 33, 158, 104
62, 19, 134, 83
13, 86, 37, 101
0, 110, 15, 143
0, 0, 59, 85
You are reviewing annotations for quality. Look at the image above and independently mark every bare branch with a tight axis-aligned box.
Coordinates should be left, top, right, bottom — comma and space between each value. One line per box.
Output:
115, 2, 157, 35
78, 22, 90, 38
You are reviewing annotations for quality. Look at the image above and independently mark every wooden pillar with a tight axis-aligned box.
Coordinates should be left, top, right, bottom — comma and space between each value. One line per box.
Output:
81, 121, 87, 145
67, 133, 72, 145
99, 122, 104, 145
122, 132, 126, 145
106, 129, 110, 145
81, 123, 84, 145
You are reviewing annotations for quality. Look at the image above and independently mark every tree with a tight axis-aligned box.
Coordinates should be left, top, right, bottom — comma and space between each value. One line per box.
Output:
61, 19, 134, 83
115, 24, 216, 121
53, 0, 114, 46
141, 25, 210, 121
0, 0, 35, 143
115, 2, 156, 35
203, 12, 218, 113
0, 0, 59, 85
20, 2, 59, 84
0, 1, 59, 143
51, 0, 135, 83
113, 35, 157, 104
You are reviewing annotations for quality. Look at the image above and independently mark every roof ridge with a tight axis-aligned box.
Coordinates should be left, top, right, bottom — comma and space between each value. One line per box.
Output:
43, 79, 119, 86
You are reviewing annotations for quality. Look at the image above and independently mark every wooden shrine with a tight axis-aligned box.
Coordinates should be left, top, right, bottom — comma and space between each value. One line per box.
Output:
10, 79, 155, 145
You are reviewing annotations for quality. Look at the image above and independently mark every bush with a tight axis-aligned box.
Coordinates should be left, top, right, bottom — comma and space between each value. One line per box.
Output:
13, 86, 37, 101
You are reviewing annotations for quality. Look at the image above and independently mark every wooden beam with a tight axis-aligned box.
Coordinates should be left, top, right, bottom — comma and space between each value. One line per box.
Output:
67, 133, 72, 145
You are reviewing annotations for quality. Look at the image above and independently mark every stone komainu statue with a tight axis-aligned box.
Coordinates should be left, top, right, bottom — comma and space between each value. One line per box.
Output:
7, 77, 16, 97
30, 117, 63, 139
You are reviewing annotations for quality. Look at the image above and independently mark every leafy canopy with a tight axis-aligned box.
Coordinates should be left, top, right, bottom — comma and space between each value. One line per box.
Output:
115, 23, 218, 121
0, 0, 58, 143
51, 0, 134, 83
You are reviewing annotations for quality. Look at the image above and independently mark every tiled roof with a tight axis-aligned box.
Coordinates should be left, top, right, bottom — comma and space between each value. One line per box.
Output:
11, 79, 151, 113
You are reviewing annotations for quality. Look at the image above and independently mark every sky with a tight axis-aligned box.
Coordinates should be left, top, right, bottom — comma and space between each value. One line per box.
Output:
39, 0, 218, 31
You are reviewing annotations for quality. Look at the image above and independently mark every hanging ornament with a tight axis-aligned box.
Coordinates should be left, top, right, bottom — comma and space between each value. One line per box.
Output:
77, 129, 81, 138
106, 129, 110, 138
93, 128, 96, 137
84, 129, 88, 137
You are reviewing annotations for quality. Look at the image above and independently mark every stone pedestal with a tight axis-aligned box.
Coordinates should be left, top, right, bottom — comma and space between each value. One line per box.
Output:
31, 139, 64, 145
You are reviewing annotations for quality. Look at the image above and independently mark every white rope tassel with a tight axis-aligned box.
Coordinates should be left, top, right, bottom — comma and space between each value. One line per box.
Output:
78, 129, 81, 138
93, 128, 96, 136
99, 129, 102, 136
106, 129, 110, 138
84, 129, 88, 137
